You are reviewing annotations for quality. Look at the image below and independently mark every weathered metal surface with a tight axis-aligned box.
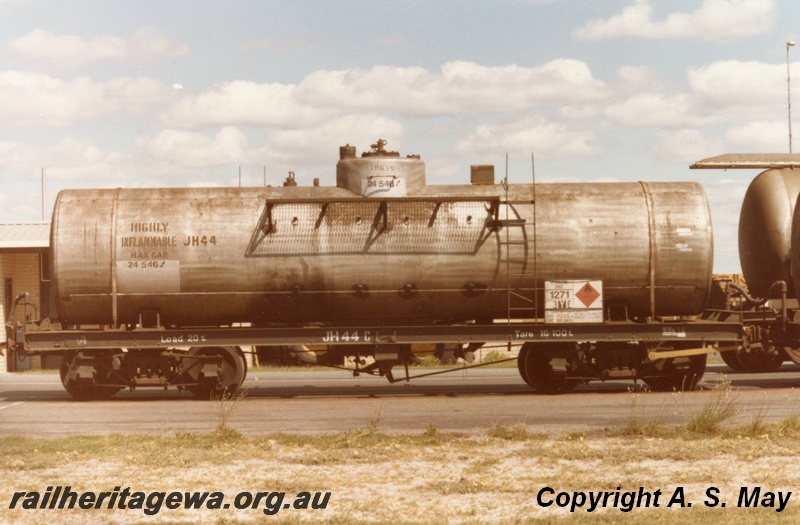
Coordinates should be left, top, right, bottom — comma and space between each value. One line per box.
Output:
790, 194, 800, 298
49, 145, 713, 328
19, 320, 742, 353
246, 198, 496, 256
336, 139, 426, 197
738, 169, 800, 297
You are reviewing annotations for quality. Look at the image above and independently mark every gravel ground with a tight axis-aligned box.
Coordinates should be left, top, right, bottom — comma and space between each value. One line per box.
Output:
3, 431, 800, 524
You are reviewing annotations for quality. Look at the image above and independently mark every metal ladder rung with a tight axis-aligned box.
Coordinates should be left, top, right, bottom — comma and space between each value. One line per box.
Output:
502, 159, 536, 322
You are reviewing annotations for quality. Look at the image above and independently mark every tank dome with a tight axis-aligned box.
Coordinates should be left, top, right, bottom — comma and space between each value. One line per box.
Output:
336, 139, 425, 197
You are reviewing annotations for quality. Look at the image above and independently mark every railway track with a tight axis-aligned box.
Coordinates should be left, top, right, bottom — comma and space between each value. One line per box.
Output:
3, 365, 800, 436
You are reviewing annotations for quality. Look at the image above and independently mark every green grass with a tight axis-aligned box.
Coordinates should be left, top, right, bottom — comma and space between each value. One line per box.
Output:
685, 387, 738, 435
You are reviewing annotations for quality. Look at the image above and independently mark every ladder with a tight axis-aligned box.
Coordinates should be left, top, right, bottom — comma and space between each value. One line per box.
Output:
500, 154, 537, 323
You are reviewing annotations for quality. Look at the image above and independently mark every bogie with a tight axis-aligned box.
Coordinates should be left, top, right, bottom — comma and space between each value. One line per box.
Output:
516, 342, 708, 394
183, 346, 247, 400
56, 346, 248, 401
642, 354, 707, 392
59, 351, 121, 401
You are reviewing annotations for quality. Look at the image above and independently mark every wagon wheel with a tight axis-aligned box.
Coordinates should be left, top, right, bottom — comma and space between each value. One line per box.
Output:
59, 351, 121, 401
735, 344, 785, 373
517, 344, 533, 387
782, 346, 800, 366
521, 343, 578, 395
184, 346, 247, 400
643, 354, 707, 392
718, 348, 745, 371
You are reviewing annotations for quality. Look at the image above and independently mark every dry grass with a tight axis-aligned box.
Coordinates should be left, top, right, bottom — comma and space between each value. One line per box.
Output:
4, 410, 800, 523
4, 388, 800, 524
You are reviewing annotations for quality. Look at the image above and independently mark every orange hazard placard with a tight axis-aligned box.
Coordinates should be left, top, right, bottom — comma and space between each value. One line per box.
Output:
575, 282, 601, 308
545, 280, 603, 323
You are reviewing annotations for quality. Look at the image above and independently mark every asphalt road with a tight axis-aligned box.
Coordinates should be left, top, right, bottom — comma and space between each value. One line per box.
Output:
3, 365, 800, 436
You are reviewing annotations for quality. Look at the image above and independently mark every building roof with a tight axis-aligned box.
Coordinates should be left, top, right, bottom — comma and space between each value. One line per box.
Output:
0, 223, 50, 249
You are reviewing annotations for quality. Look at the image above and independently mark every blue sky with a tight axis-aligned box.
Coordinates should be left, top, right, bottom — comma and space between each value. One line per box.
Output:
0, 0, 798, 272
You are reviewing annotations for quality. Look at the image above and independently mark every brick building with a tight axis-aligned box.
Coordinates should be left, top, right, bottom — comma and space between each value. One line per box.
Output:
0, 223, 51, 372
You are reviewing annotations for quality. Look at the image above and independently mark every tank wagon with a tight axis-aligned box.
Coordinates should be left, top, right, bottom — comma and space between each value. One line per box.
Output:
692, 153, 800, 373
6, 140, 742, 399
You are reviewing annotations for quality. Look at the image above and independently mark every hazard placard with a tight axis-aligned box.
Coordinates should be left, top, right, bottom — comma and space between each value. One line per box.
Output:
545, 280, 603, 323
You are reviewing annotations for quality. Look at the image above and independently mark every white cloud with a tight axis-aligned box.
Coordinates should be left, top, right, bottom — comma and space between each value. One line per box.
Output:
688, 60, 787, 116
443, 59, 609, 109
103, 76, 178, 114
0, 188, 40, 223
141, 127, 250, 168
298, 60, 609, 116
615, 65, 671, 93
0, 72, 175, 128
0, 137, 130, 182
0, 72, 108, 127
137, 116, 405, 185
164, 60, 610, 130
574, 0, 775, 42
0, 140, 41, 170
725, 120, 791, 150
8, 27, 188, 70
262, 114, 405, 166
0, 134, 242, 192
652, 129, 726, 164
163, 80, 336, 129
158, 56, 791, 171
454, 116, 603, 160
604, 93, 696, 128
128, 27, 189, 60
8, 29, 126, 65
597, 59, 790, 142
296, 65, 439, 116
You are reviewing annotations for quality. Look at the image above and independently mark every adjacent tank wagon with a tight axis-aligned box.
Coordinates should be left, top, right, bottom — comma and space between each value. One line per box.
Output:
692, 154, 800, 373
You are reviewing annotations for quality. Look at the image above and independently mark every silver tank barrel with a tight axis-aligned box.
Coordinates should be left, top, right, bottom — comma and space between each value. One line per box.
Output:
50, 180, 712, 327
740, 169, 800, 297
